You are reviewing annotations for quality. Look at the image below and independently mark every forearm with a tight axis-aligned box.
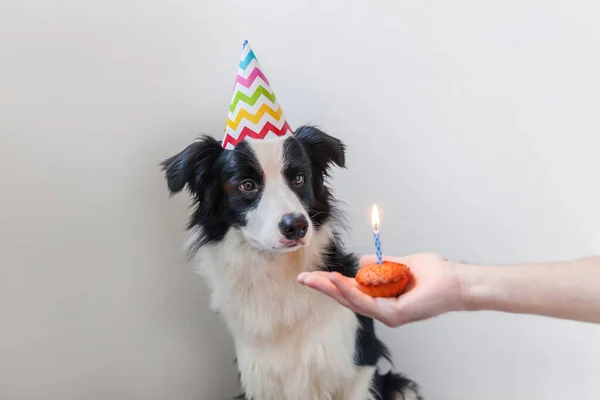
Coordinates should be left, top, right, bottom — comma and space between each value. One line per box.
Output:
457, 256, 600, 324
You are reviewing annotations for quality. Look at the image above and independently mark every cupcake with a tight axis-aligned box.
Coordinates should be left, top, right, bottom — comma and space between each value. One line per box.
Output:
355, 261, 411, 298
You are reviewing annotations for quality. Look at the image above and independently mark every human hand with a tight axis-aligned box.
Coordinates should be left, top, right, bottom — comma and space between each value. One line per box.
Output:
297, 253, 463, 327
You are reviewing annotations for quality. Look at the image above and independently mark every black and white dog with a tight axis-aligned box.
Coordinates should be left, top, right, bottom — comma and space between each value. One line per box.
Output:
161, 125, 422, 400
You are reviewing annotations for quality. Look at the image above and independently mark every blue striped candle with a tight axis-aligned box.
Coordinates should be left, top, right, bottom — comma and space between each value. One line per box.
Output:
373, 231, 382, 264
372, 204, 383, 264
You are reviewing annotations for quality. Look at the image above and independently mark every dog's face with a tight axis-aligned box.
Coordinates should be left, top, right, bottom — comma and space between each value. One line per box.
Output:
162, 125, 345, 253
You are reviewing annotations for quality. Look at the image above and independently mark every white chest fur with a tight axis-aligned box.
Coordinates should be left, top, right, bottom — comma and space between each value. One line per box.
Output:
191, 227, 376, 400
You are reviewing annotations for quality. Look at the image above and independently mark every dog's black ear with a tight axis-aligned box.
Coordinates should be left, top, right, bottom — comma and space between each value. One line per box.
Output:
160, 135, 224, 196
294, 125, 346, 176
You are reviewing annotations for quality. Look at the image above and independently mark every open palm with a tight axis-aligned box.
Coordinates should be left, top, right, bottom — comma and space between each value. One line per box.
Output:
297, 253, 462, 327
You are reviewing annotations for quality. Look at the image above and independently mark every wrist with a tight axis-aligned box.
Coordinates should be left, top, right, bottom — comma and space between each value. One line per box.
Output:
454, 262, 493, 312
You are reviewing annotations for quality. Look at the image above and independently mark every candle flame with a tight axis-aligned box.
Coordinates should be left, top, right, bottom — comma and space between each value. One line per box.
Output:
371, 204, 380, 233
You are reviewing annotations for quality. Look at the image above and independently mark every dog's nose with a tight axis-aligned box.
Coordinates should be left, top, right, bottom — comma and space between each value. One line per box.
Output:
279, 213, 309, 241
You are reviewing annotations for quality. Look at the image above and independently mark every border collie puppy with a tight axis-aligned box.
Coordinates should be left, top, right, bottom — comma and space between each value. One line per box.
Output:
161, 125, 422, 400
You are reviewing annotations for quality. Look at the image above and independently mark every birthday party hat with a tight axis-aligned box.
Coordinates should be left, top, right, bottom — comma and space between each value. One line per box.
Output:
221, 40, 294, 150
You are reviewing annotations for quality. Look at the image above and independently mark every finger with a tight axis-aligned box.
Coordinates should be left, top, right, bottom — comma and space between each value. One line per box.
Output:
297, 272, 309, 282
328, 272, 385, 318
297, 271, 331, 283
299, 271, 361, 287
299, 273, 353, 309
302, 272, 402, 326
330, 272, 413, 326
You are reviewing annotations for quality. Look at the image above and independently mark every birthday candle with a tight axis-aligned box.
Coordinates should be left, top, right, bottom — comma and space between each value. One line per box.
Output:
372, 205, 383, 264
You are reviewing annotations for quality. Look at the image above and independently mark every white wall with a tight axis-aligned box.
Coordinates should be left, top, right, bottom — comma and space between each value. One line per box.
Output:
2, 1, 600, 399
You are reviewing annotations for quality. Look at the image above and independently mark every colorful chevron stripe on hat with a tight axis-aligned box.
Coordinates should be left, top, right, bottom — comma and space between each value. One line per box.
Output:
221, 40, 294, 150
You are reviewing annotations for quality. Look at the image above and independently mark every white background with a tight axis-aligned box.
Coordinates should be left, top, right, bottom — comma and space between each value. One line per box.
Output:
2, 1, 600, 399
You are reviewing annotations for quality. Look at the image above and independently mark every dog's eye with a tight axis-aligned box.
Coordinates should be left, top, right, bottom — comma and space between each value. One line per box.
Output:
239, 180, 257, 192
293, 173, 305, 187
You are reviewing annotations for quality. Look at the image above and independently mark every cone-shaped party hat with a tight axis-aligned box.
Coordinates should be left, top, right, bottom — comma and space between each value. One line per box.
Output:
221, 40, 294, 150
